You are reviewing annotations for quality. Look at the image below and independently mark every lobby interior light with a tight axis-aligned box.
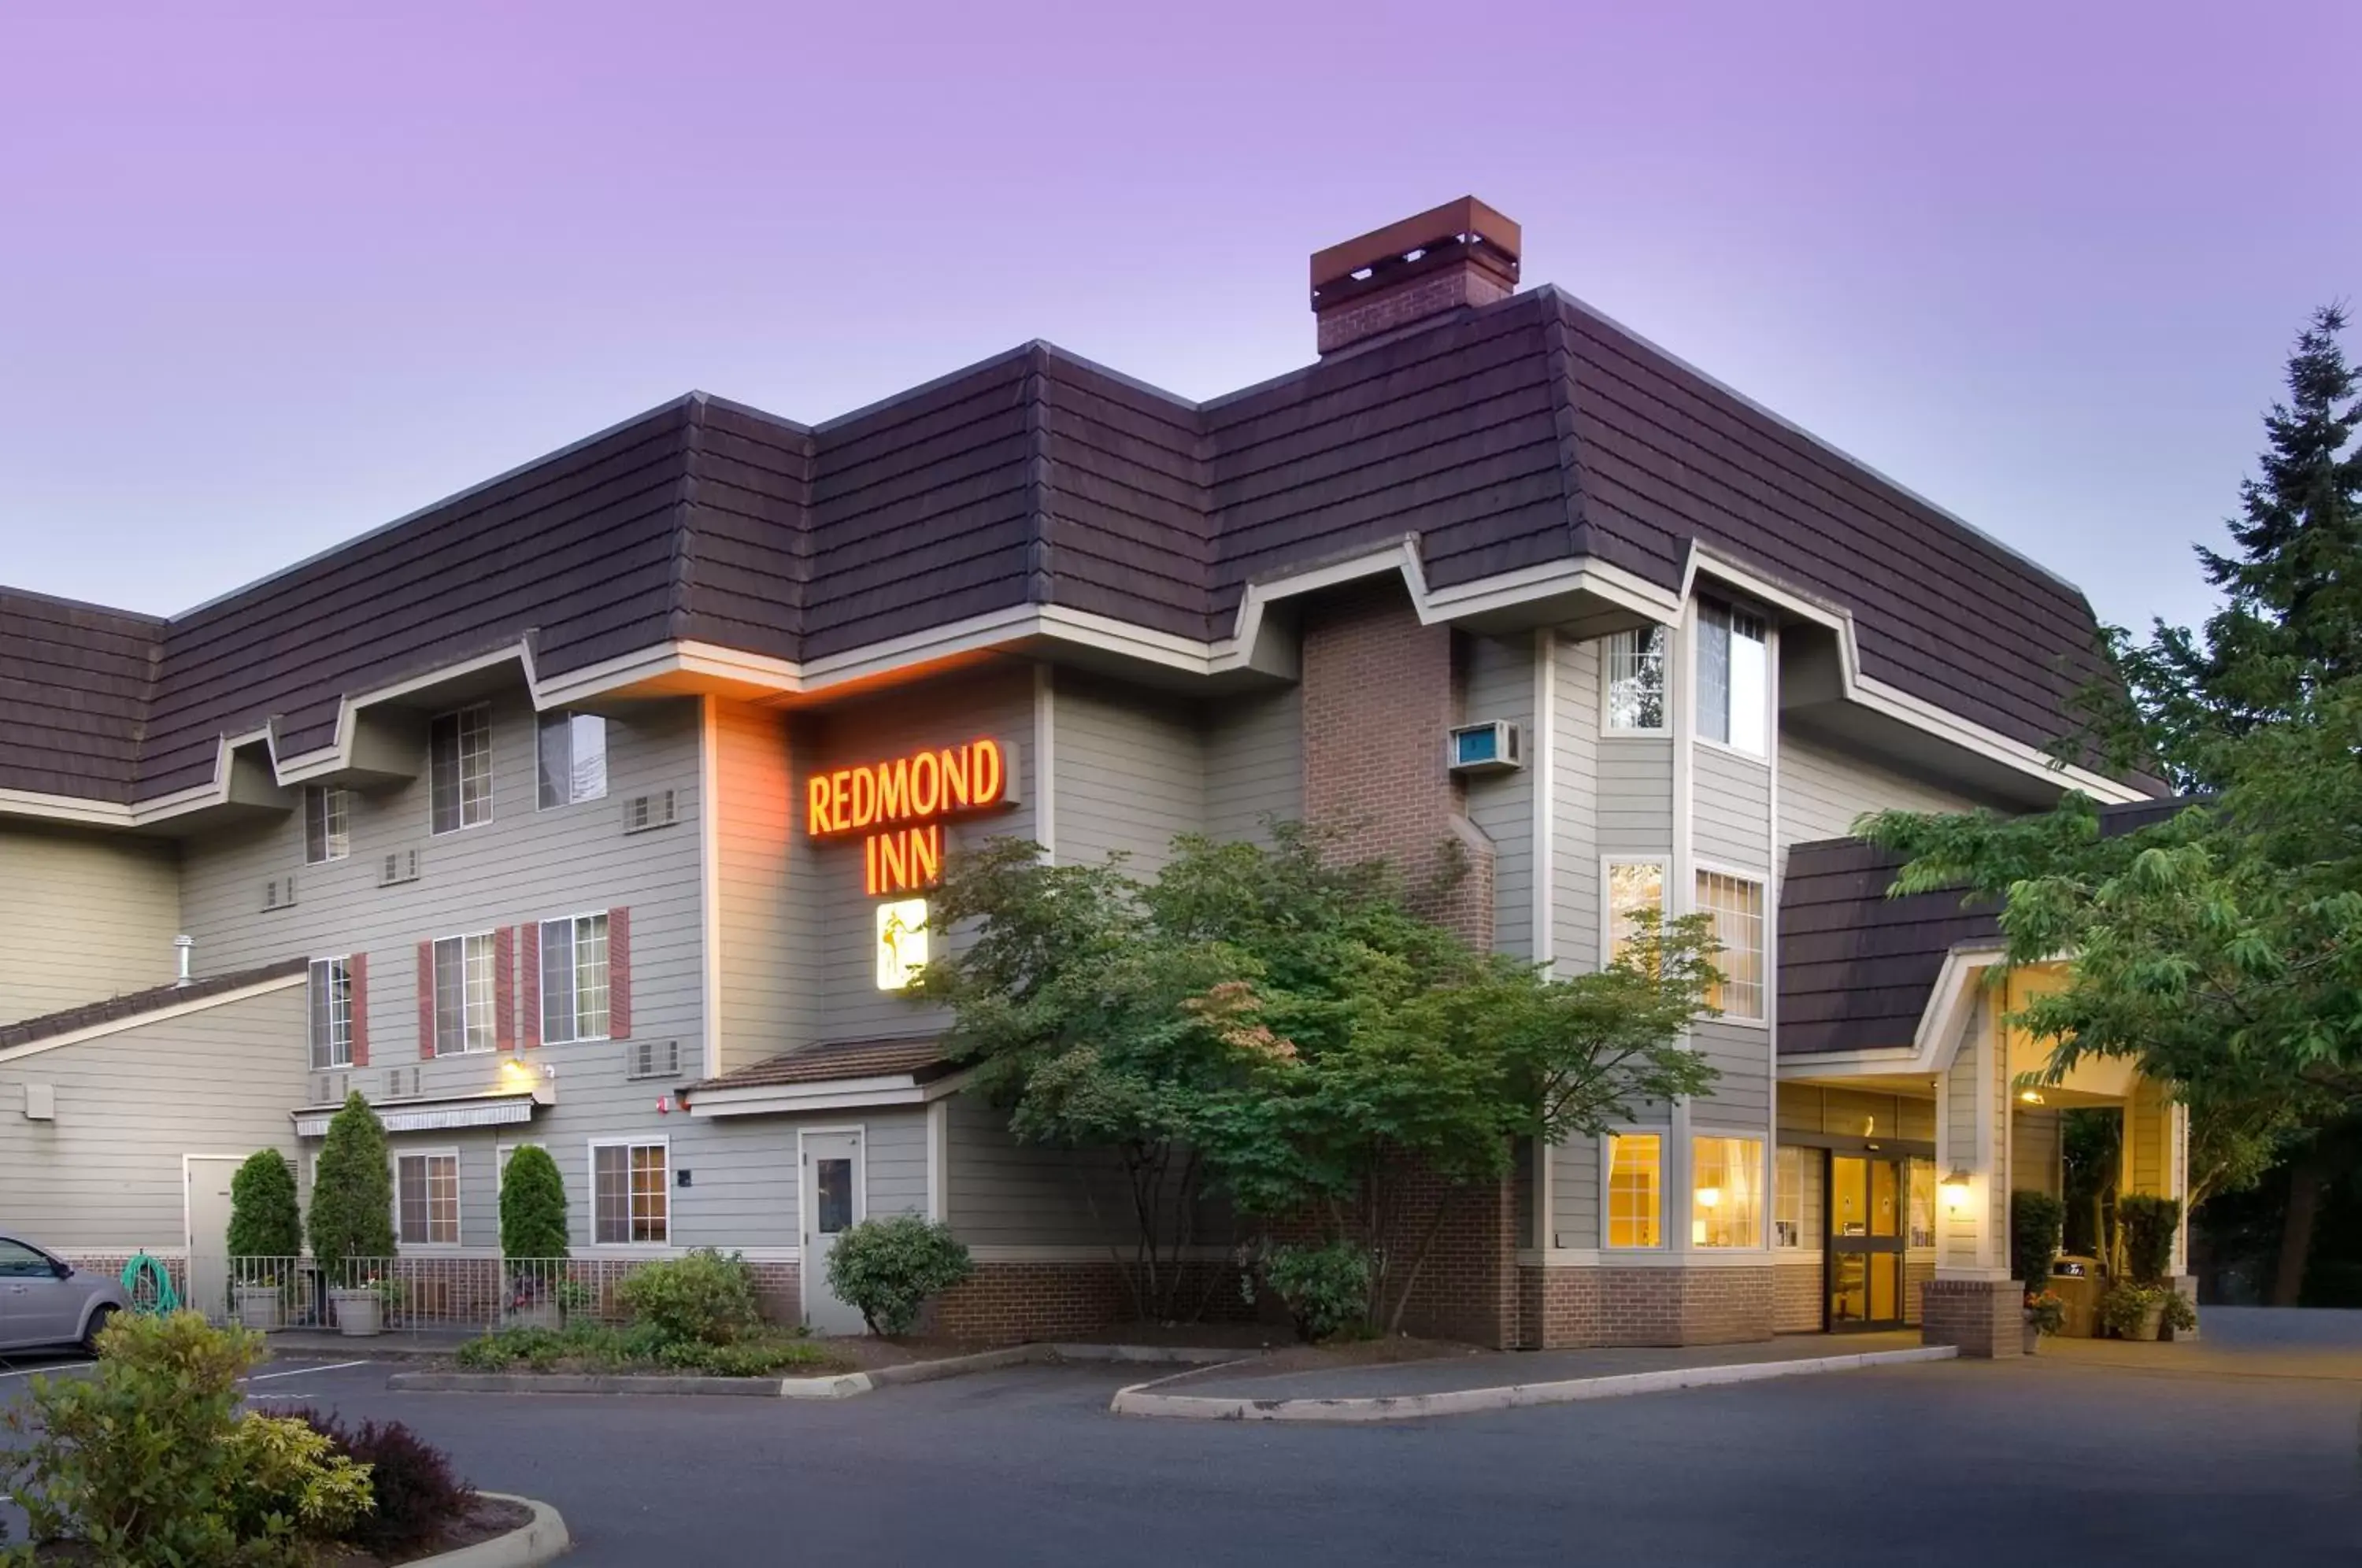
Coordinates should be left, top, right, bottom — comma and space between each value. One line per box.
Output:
1695, 1186, 1721, 1210
1938, 1168, 1973, 1212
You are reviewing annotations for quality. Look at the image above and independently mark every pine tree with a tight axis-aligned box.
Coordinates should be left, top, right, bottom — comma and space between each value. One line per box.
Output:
225, 1149, 302, 1260
308, 1091, 396, 1272
498, 1145, 569, 1260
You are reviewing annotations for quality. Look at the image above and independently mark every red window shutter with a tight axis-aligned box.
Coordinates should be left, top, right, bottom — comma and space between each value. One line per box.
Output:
416, 940, 436, 1060
607, 906, 631, 1040
350, 952, 371, 1067
494, 926, 515, 1053
520, 923, 542, 1049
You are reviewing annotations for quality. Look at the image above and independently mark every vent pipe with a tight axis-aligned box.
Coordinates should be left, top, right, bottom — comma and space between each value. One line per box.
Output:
173, 934, 194, 987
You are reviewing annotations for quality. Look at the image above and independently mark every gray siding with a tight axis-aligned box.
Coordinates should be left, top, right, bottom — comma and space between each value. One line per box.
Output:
943, 1093, 1140, 1248
1202, 685, 1301, 843
1461, 632, 1535, 959
0, 826, 180, 1025
1693, 745, 1771, 874
1549, 636, 1602, 974
1777, 733, 1983, 852
1053, 671, 1204, 874
1595, 741, 1673, 857
713, 699, 798, 1075
0, 982, 308, 1251
1549, 1133, 1601, 1248
1690, 1021, 1769, 1119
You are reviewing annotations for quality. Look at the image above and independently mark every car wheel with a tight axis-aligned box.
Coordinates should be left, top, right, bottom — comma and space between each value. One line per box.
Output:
80, 1303, 117, 1355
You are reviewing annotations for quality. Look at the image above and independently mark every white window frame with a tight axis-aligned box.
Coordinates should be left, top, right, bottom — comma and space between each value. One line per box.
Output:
393, 1148, 462, 1249
1689, 1129, 1767, 1251
1598, 856, 1668, 971
428, 704, 494, 835
1599, 623, 1672, 737
1693, 596, 1771, 759
431, 930, 498, 1056
1601, 1129, 1668, 1252
1774, 1145, 1806, 1250
303, 784, 350, 865
308, 956, 353, 1071
588, 1137, 670, 1249
536, 710, 609, 810
538, 912, 611, 1045
1692, 861, 1769, 1025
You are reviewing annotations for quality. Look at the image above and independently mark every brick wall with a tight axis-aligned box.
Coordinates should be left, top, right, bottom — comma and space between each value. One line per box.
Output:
1514, 1265, 1777, 1348
926, 1259, 1257, 1343
1516, 1264, 1601, 1348
1386, 1166, 1520, 1347
1775, 1260, 1823, 1332
1906, 1258, 1934, 1327
1299, 582, 1494, 947
1920, 1277, 2023, 1358
1316, 262, 1514, 355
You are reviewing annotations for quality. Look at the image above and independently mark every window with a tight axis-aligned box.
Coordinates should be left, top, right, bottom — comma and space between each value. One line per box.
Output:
1604, 860, 1665, 968
537, 711, 608, 808
304, 785, 350, 864
592, 1141, 668, 1244
1775, 1145, 1805, 1248
1602, 625, 1668, 733
1908, 1160, 1936, 1248
1605, 1133, 1663, 1248
1696, 598, 1768, 755
432, 933, 496, 1055
1692, 1134, 1763, 1248
0, 1239, 57, 1279
540, 914, 610, 1044
395, 1152, 460, 1246
308, 956, 354, 1070
1694, 869, 1766, 1020
429, 705, 493, 834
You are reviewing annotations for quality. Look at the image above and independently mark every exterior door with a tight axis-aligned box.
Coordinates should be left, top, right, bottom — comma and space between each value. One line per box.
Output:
800, 1130, 866, 1336
0, 1238, 78, 1348
1827, 1153, 1906, 1331
186, 1156, 242, 1324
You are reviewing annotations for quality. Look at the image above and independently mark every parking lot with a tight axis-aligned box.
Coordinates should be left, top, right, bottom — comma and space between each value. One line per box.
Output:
4, 1313, 2358, 1565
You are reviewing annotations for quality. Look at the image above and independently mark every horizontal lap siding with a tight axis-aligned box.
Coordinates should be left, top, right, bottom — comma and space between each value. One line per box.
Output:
713, 701, 800, 1075
0, 986, 308, 1250
1691, 1020, 1769, 1119
1202, 686, 1301, 844
944, 1093, 1141, 1248
0, 827, 180, 1026
1552, 637, 1603, 974
1051, 673, 1204, 874
1462, 633, 1535, 958
1777, 733, 1983, 857
1551, 1133, 1601, 1248
1596, 740, 1672, 857
1693, 745, 1769, 875
864, 1112, 931, 1220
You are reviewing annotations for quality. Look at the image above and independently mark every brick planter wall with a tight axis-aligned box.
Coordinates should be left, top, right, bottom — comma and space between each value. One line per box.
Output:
1920, 1277, 2023, 1358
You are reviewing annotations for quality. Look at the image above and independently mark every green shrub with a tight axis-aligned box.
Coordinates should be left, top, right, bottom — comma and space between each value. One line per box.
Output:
2117, 1194, 2182, 1285
227, 1149, 303, 1262
309, 1092, 395, 1272
451, 1319, 825, 1378
1250, 1241, 1373, 1342
824, 1215, 974, 1337
2009, 1189, 2065, 1293
616, 1248, 764, 1346
0, 1311, 371, 1567
294, 1410, 475, 1554
653, 1337, 835, 1377
498, 1145, 569, 1261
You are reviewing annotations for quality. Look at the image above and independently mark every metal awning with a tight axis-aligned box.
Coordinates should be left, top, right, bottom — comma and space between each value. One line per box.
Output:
291, 1089, 540, 1138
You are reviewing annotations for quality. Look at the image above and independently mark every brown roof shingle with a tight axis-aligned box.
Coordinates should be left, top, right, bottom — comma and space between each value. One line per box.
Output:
0, 958, 309, 1049
683, 1036, 953, 1096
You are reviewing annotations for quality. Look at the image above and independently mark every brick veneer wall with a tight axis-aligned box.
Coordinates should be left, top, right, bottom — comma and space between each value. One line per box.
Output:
1316, 261, 1514, 355
1920, 1277, 2023, 1358
926, 1259, 1258, 1343
1775, 1260, 1823, 1333
1515, 1264, 1776, 1348
1299, 582, 1494, 948
1905, 1259, 1934, 1327
1386, 1167, 1520, 1348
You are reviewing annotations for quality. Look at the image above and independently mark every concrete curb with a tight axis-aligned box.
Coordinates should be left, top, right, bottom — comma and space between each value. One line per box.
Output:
1109, 1344, 1960, 1422
387, 1341, 1262, 1398
389, 1370, 794, 1396
415, 1492, 569, 1566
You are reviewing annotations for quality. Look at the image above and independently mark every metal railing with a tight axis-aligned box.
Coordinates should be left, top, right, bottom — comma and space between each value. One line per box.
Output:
203, 1256, 642, 1336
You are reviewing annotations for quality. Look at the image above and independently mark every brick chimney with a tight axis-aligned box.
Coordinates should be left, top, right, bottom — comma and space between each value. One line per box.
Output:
1309, 197, 1521, 356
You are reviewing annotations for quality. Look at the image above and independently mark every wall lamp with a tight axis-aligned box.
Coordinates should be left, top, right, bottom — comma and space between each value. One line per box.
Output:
1939, 1168, 1974, 1213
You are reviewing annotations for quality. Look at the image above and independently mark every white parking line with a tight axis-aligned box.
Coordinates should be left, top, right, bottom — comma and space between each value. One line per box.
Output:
0, 1361, 92, 1380
246, 1359, 370, 1381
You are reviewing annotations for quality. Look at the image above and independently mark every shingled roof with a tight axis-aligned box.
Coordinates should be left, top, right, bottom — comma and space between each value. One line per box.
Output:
683, 1036, 953, 1096
6, 287, 2128, 807
0, 958, 310, 1050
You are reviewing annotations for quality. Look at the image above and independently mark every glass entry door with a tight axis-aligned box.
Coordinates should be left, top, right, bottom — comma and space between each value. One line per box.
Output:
1827, 1154, 1905, 1330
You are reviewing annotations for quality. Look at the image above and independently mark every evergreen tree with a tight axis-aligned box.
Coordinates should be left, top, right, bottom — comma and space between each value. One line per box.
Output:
498, 1145, 570, 1259
225, 1149, 302, 1260
308, 1091, 395, 1272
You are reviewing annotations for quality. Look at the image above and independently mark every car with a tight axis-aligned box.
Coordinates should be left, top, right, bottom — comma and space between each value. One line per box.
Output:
0, 1233, 128, 1355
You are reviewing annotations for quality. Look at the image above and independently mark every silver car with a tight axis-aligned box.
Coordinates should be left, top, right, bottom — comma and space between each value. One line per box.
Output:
0, 1234, 126, 1355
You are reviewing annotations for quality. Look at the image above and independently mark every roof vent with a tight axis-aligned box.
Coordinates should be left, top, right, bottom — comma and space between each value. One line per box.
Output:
1309, 197, 1521, 356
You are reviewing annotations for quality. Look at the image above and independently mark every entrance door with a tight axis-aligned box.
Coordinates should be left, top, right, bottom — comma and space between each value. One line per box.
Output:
186, 1156, 242, 1324
1827, 1153, 1905, 1330
799, 1130, 866, 1336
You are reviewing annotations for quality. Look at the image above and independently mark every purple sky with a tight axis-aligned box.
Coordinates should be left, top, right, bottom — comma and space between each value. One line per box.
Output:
3, 2, 2353, 636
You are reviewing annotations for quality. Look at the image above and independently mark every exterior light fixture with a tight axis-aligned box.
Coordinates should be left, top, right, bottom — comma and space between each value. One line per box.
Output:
2019, 1089, 2045, 1105
1939, 1168, 1973, 1212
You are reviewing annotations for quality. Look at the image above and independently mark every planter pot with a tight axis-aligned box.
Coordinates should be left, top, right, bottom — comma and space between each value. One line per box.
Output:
2125, 1303, 2166, 1343
235, 1283, 285, 1332
2023, 1318, 2041, 1355
328, 1288, 383, 1338
511, 1300, 562, 1332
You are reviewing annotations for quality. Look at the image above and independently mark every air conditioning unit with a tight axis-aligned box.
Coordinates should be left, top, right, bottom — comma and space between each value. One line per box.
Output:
379, 849, 420, 887
622, 790, 678, 834
624, 1040, 683, 1081
1446, 720, 1523, 775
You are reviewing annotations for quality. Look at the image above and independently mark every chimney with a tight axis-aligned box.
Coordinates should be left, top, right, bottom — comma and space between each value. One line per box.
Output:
1309, 197, 1521, 356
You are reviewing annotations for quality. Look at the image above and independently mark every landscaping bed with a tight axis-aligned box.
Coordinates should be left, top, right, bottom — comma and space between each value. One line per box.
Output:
24, 1496, 536, 1566
453, 1318, 852, 1378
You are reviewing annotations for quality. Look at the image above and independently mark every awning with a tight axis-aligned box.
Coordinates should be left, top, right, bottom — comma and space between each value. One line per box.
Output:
292, 1089, 541, 1138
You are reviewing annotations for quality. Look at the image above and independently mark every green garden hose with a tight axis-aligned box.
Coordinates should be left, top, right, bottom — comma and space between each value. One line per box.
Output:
119, 1252, 180, 1315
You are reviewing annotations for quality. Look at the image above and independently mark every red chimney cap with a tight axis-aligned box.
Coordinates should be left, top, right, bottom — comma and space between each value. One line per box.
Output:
1309, 196, 1521, 299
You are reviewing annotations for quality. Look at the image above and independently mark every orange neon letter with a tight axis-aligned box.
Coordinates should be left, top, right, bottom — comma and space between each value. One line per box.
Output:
850, 766, 878, 830
970, 738, 1003, 804
909, 750, 939, 816
879, 756, 909, 821
909, 823, 942, 886
808, 775, 834, 835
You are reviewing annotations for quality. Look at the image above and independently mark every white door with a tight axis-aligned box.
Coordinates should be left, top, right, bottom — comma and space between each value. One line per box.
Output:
185, 1156, 242, 1324
800, 1130, 866, 1336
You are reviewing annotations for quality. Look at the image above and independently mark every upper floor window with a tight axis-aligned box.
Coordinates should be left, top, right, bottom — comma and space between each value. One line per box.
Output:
540, 913, 611, 1044
303, 785, 350, 864
1602, 625, 1669, 734
1604, 859, 1665, 969
1696, 599, 1768, 755
1695, 868, 1766, 1020
309, 956, 353, 1071
429, 705, 493, 834
431, 932, 496, 1055
537, 712, 608, 808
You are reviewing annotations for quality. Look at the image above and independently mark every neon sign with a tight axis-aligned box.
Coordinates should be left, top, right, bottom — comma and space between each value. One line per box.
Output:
806, 738, 1014, 897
